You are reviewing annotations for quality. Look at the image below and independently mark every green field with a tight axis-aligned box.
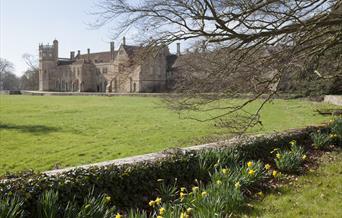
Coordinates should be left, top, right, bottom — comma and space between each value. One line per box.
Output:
0, 95, 335, 174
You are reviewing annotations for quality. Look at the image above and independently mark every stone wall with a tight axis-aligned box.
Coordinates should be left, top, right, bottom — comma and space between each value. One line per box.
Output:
44, 124, 326, 176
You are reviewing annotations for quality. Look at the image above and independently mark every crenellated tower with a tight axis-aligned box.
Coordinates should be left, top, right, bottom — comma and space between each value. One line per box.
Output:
38, 39, 58, 91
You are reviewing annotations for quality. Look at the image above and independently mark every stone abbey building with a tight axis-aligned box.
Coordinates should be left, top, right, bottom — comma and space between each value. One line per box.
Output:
39, 39, 178, 93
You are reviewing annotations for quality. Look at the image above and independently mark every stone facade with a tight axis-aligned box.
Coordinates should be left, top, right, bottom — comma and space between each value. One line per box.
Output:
39, 39, 175, 93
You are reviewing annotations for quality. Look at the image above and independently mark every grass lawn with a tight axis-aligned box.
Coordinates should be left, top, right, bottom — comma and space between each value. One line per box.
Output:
0, 95, 336, 174
249, 149, 342, 218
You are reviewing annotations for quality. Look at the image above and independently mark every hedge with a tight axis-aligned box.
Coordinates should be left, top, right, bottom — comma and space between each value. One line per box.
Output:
0, 124, 329, 216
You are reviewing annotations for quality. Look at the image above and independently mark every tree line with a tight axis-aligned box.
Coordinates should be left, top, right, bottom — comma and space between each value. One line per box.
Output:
0, 55, 38, 91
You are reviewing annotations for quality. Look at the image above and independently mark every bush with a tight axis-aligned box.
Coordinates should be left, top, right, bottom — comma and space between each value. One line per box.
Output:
311, 130, 331, 150
274, 140, 306, 173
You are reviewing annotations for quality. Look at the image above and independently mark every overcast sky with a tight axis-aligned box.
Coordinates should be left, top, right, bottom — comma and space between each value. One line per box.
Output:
0, 0, 181, 76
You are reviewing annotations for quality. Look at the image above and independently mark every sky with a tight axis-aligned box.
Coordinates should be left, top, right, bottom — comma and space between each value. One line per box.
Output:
0, 0, 181, 76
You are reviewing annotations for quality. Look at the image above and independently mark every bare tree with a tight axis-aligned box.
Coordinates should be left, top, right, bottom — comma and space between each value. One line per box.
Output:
20, 54, 39, 90
0, 58, 20, 91
92, 0, 342, 132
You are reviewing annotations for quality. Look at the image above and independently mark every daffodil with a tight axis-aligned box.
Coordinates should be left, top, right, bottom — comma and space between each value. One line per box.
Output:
180, 187, 187, 192
159, 207, 166, 215
235, 181, 241, 189
192, 186, 199, 192
221, 168, 229, 175
265, 164, 271, 170
105, 196, 111, 202
302, 154, 307, 160
157, 216, 163, 218
180, 192, 186, 199
148, 200, 155, 207
272, 170, 277, 177
290, 140, 296, 146
257, 191, 264, 197
115, 213, 122, 218
216, 180, 222, 185
248, 169, 255, 175
276, 153, 281, 159
180, 212, 189, 218
201, 191, 208, 197
186, 207, 193, 214
155, 197, 162, 205
247, 161, 253, 167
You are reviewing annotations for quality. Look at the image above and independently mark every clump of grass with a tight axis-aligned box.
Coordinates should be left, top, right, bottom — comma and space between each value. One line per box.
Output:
310, 130, 331, 150
0, 195, 24, 218
274, 140, 306, 173
330, 117, 342, 146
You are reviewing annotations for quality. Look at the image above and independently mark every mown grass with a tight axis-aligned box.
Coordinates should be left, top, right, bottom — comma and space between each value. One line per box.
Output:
0, 95, 336, 174
249, 149, 342, 218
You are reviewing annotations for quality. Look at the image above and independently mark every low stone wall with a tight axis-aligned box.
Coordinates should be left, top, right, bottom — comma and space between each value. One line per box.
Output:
324, 95, 342, 106
45, 124, 326, 176
20, 90, 175, 97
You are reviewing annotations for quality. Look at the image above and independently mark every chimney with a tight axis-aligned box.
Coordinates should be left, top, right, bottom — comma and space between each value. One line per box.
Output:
176, 43, 181, 56
87, 49, 91, 61
70, 51, 75, 60
77, 50, 81, 58
122, 36, 126, 46
110, 41, 115, 59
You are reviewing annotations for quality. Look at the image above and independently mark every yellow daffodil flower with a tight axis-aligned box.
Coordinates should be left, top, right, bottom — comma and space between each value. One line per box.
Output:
235, 181, 241, 189
302, 154, 307, 160
248, 169, 255, 175
221, 168, 229, 175
201, 191, 208, 197
272, 170, 277, 177
157, 216, 163, 218
276, 153, 281, 159
155, 197, 162, 205
265, 164, 271, 170
290, 140, 296, 146
159, 207, 165, 215
186, 207, 193, 214
105, 196, 111, 202
257, 191, 264, 197
148, 200, 155, 207
216, 180, 222, 185
180, 187, 187, 192
247, 161, 253, 167
180, 192, 186, 199
115, 213, 122, 218
192, 186, 199, 192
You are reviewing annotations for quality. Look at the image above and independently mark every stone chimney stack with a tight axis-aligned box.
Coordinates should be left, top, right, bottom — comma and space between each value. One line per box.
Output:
53, 39, 59, 61
77, 50, 81, 58
110, 41, 115, 60
87, 48, 90, 60
70, 51, 75, 60
122, 36, 126, 46
177, 43, 181, 56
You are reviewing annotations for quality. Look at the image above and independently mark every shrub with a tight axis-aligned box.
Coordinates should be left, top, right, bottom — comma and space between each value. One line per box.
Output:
274, 140, 306, 173
311, 130, 331, 150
